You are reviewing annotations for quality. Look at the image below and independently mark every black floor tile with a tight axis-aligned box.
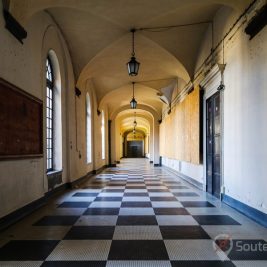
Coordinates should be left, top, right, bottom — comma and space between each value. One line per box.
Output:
84, 208, 120, 215
124, 192, 149, 197
148, 189, 170, 192
64, 226, 115, 240
84, 186, 105, 189
173, 192, 199, 197
181, 201, 215, 207
108, 240, 169, 260
126, 182, 145, 184
41, 261, 106, 267
150, 197, 178, 202
154, 208, 190, 215
58, 202, 91, 208
91, 181, 108, 185
125, 186, 146, 189
0, 240, 59, 260
171, 261, 235, 267
145, 183, 163, 186
102, 189, 125, 192
193, 215, 241, 225
108, 183, 126, 186
33, 216, 79, 226
227, 239, 267, 260
117, 216, 157, 225
160, 226, 211, 239
73, 192, 98, 197
95, 197, 122, 201
121, 202, 152, 207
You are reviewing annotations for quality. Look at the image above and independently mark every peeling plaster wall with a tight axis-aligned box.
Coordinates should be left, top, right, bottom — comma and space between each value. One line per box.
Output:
0, 6, 108, 218
161, 4, 267, 215
196, 6, 267, 213
0, 6, 74, 217
162, 157, 204, 186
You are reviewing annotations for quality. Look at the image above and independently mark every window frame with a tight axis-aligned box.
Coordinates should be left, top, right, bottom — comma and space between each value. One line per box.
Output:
101, 110, 105, 160
86, 93, 92, 163
46, 57, 54, 172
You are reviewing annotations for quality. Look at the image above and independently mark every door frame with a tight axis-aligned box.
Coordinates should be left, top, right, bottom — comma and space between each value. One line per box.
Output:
200, 65, 225, 199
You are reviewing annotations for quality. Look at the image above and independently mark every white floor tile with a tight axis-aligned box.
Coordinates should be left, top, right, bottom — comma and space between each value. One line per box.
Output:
47, 240, 111, 260
113, 226, 162, 240
90, 202, 121, 208
119, 208, 154, 216
156, 215, 198, 225
164, 240, 228, 260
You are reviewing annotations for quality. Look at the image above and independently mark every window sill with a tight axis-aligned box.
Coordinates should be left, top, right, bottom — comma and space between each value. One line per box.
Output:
47, 170, 63, 190
47, 169, 63, 176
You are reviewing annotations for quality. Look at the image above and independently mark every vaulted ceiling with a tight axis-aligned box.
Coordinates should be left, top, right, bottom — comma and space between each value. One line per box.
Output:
116, 109, 153, 136
10, 0, 251, 115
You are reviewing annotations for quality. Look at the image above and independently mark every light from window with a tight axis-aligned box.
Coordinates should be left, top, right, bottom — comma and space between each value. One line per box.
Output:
46, 58, 53, 171
101, 111, 105, 160
86, 93, 92, 163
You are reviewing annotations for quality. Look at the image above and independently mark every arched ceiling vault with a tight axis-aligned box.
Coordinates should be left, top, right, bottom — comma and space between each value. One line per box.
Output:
116, 109, 152, 136
8, 0, 251, 113
111, 105, 159, 121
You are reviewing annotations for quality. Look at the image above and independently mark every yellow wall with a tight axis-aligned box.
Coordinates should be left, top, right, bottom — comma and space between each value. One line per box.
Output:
160, 86, 200, 165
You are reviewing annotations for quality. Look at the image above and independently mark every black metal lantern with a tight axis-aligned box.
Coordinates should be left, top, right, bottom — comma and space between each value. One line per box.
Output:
130, 98, 137, 109
130, 82, 137, 109
127, 29, 140, 76
133, 112, 137, 127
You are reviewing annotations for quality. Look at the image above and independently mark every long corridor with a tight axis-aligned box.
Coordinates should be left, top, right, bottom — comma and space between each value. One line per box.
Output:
0, 159, 267, 266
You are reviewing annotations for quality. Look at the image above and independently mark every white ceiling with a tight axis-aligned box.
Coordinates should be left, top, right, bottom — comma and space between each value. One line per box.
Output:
10, 0, 251, 116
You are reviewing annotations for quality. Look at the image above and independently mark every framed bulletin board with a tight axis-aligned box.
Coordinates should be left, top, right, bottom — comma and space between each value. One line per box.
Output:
0, 78, 43, 159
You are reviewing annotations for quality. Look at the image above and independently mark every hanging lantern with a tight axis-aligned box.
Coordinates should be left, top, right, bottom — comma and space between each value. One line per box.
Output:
130, 82, 137, 109
127, 29, 140, 76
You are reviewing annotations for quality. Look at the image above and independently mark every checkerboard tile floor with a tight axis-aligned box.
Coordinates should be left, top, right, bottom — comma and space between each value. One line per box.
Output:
1, 159, 267, 266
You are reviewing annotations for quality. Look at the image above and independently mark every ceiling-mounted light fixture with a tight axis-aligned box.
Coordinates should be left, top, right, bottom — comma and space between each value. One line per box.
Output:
218, 39, 226, 91
130, 82, 137, 109
127, 29, 140, 76
133, 112, 137, 127
133, 128, 136, 134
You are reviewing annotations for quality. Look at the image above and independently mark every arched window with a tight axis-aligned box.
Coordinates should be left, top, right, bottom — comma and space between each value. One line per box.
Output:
101, 110, 105, 160
86, 93, 92, 163
46, 51, 62, 172
46, 57, 54, 171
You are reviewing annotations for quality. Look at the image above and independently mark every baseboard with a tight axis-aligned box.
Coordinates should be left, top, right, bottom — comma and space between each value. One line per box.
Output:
222, 194, 267, 228
70, 170, 95, 188
92, 165, 108, 175
108, 164, 117, 167
162, 165, 203, 190
0, 182, 68, 231
0, 165, 108, 231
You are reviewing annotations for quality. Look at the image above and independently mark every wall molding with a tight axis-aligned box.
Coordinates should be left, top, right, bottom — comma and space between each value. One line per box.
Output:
163, 165, 203, 190
0, 165, 107, 231
222, 194, 267, 228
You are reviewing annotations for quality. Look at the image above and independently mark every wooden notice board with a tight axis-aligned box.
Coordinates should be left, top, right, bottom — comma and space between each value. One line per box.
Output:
0, 78, 43, 159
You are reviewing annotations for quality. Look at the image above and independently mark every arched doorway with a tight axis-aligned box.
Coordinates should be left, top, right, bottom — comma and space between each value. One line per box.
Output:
124, 130, 146, 158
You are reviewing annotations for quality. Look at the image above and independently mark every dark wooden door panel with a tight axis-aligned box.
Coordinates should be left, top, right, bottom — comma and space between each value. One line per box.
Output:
206, 92, 221, 199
